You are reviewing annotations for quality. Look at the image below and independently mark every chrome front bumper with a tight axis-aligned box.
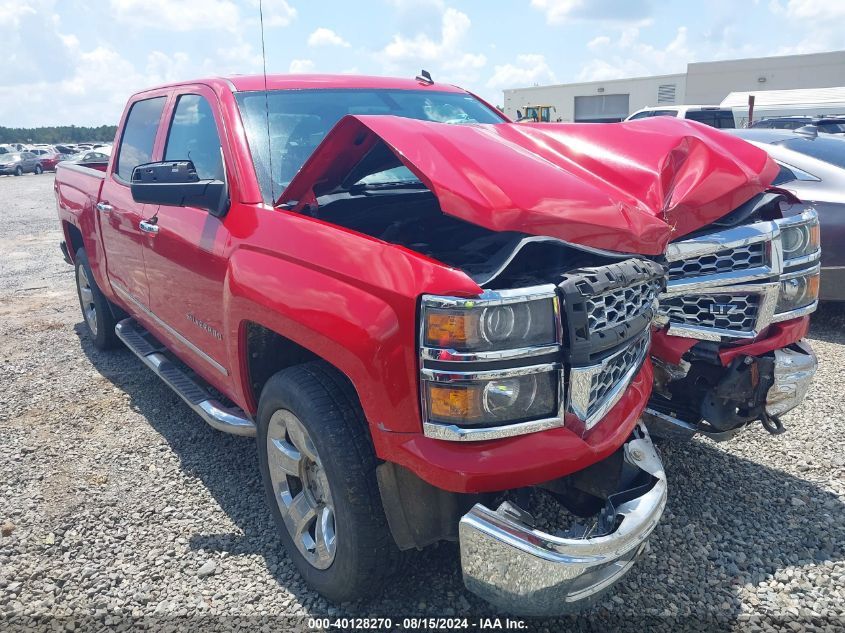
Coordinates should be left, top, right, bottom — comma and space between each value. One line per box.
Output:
766, 341, 817, 417
458, 423, 667, 616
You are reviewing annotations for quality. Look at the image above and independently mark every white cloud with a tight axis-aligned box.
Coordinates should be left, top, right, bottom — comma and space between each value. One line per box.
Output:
289, 58, 316, 73
254, 0, 297, 27
577, 25, 690, 81
110, 0, 240, 31
381, 7, 486, 73
0, 1, 35, 27
778, 0, 845, 19
487, 54, 556, 88
531, 0, 652, 25
587, 35, 611, 50
768, 1, 845, 53
308, 27, 350, 48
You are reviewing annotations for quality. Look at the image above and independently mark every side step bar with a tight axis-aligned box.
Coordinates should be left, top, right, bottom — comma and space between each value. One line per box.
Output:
115, 318, 256, 437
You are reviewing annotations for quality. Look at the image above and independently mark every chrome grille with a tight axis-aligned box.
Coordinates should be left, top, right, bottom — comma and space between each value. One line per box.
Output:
586, 279, 661, 333
587, 333, 650, 418
667, 242, 765, 281
662, 293, 760, 333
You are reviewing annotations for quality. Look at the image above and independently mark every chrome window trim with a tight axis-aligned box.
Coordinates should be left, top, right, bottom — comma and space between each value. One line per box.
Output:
568, 329, 651, 429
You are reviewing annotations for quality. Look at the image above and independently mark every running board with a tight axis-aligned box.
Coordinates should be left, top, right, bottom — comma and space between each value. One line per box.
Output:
115, 318, 256, 437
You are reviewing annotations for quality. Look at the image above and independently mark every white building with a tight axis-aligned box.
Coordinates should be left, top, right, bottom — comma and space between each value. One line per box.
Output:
503, 50, 845, 123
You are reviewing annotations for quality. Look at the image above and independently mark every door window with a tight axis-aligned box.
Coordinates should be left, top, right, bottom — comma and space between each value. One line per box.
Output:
115, 96, 166, 181
164, 94, 224, 181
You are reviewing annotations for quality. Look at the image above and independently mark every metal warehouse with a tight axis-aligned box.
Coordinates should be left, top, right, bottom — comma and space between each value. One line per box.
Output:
503, 50, 845, 123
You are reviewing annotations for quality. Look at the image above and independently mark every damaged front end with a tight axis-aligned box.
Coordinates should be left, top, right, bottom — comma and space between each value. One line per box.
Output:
460, 423, 666, 617
275, 113, 796, 612
648, 193, 820, 440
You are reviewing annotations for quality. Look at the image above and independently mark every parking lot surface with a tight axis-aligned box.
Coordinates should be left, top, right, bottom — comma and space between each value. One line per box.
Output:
1, 173, 843, 631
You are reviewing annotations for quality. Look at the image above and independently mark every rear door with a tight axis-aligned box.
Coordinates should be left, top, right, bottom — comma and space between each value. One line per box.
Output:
99, 94, 168, 309
142, 87, 232, 379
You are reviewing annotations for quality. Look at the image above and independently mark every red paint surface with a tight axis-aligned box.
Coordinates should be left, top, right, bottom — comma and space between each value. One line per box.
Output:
281, 114, 777, 254
54, 75, 779, 491
718, 317, 810, 366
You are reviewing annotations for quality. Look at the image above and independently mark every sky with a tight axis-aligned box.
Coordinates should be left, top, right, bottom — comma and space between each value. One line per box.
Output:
1, 0, 844, 127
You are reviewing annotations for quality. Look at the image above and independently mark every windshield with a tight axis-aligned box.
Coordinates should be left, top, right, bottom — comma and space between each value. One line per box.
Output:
235, 88, 504, 203
776, 136, 845, 170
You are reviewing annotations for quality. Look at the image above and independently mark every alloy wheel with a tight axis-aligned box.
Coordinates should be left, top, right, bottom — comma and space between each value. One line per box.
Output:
77, 265, 98, 336
266, 409, 337, 569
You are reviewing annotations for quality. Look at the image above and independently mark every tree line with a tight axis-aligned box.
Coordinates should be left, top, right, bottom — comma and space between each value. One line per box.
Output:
0, 125, 118, 144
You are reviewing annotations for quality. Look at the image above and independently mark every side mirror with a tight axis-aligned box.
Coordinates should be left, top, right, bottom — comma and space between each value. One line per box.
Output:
130, 160, 229, 217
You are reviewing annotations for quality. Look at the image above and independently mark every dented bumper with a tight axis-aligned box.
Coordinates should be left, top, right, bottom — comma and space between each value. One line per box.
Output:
458, 423, 666, 616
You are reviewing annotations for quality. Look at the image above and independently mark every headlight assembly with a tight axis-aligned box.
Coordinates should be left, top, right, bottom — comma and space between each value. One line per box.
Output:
778, 211, 820, 263
423, 370, 558, 427
421, 288, 558, 354
775, 266, 820, 315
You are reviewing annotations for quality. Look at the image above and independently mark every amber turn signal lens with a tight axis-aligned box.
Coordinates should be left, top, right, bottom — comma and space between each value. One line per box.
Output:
425, 311, 475, 347
427, 384, 482, 422
807, 271, 820, 299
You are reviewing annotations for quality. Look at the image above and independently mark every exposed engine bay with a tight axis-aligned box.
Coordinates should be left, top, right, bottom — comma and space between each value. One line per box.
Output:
303, 185, 635, 288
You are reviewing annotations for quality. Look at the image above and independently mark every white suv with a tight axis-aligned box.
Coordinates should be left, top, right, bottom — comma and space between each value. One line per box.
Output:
626, 105, 735, 128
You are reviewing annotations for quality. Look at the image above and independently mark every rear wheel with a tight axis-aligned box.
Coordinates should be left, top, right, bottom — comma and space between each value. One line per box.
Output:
257, 362, 403, 602
74, 248, 119, 350
34, 164, 43, 175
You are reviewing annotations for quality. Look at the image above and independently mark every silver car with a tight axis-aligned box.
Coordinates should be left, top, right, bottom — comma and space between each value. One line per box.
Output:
0, 151, 44, 176
724, 128, 845, 301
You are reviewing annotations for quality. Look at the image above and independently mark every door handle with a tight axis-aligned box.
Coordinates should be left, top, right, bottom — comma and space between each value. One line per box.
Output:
139, 220, 159, 235
96, 202, 113, 213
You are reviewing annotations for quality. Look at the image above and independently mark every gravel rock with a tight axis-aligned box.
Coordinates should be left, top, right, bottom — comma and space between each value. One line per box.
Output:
1, 174, 843, 631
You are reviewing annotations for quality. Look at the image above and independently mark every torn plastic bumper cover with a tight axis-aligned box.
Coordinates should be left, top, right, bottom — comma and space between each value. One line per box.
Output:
458, 423, 666, 616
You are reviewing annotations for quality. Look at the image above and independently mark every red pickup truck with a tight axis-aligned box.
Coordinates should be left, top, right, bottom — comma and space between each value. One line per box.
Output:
54, 74, 818, 616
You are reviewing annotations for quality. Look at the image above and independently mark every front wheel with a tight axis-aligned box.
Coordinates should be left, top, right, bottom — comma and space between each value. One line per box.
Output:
14, 166, 22, 176
257, 362, 403, 603
74, 248, 119, 349
34, 164, 43, 175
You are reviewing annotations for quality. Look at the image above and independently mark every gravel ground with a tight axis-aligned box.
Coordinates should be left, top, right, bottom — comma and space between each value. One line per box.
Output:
1, 174, 843, 632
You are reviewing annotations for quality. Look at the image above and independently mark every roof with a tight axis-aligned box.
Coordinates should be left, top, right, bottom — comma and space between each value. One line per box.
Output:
139, 74, 469, 94
721, 86, 845, 108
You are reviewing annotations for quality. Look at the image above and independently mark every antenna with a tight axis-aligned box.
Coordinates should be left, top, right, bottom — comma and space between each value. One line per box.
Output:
258, 0, 275, 204
415, 69, 433, 85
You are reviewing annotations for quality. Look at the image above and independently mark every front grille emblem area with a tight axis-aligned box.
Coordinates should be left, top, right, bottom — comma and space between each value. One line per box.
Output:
709, 303, 739, 316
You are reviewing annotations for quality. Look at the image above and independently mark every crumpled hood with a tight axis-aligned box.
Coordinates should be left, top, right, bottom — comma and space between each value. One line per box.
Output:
279, 115, 778, 255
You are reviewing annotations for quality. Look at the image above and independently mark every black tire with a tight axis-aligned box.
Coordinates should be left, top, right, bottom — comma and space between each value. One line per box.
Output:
74, 248, 120, 350
34, 164, 43, 175
257, 361, 403, 603
14, 166, 22, 176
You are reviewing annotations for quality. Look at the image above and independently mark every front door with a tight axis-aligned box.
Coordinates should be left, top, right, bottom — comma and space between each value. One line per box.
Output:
99, 95, 167, 308
142, 90, 232, 380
